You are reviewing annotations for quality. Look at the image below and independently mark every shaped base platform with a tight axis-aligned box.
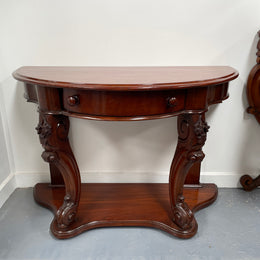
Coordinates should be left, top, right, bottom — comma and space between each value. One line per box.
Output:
34, 183, 217, 239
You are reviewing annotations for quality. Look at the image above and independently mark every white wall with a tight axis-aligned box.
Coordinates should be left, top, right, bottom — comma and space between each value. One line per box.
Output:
0, 82, 16, 207
0, 112, 10, 184
0, 0, 260, 194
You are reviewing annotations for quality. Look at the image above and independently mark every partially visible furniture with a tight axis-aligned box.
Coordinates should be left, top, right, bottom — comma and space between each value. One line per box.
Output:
240, 30, 260, 191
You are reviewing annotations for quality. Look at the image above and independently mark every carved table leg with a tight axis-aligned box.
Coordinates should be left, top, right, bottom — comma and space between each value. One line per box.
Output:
35, 111, 81, 230
49, 163, 65, 186
240, 174, 260, 191
169, 113, 209, 234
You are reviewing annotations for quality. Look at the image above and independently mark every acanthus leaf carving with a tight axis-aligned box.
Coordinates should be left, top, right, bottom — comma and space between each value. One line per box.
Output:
194, 120, 209, 145
35, 116, 52, 146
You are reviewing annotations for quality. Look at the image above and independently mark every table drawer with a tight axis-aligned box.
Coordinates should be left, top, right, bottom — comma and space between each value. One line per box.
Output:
63, 89, 186, 117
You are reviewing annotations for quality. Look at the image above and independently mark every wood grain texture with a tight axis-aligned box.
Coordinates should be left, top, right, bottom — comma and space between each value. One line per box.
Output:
34, 183, 217, 239
13, 66, 238, 91
63, 88, 186, 117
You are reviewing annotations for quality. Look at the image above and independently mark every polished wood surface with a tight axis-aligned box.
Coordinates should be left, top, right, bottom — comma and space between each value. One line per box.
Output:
240, 30, 260, 191
34, 183, 217, 239
13, 66, 238, 90
246, 31, 260, 124
13, 66, 238, 239
22, 80, 230, 121
62, 88, 186, 117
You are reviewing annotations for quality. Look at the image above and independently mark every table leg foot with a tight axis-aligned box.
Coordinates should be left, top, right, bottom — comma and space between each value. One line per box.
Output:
240, 174, 260, 191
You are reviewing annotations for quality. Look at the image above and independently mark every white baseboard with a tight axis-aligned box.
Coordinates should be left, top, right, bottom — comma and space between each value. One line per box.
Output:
15, 171, 247, 188
0, 171, 255, 209
0, 173, 16, 208
15, 171, 169, 187
200, 172, 244, 188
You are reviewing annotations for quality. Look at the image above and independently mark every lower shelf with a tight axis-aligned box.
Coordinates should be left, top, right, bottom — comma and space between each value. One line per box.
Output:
34, 183, 217, 239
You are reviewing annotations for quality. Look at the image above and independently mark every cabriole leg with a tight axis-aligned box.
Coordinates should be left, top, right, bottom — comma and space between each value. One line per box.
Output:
35, 111, 81, 229
169, 113, 209, 231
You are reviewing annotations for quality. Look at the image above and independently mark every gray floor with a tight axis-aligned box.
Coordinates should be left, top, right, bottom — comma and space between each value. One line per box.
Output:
0, 188, 260, 260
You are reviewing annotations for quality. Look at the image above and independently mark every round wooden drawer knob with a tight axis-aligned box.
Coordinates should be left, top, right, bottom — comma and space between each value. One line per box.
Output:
168, 97, 177, 107
67, 95, 80, 106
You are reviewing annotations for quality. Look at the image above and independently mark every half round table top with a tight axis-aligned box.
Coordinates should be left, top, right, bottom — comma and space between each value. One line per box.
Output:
13, 66, 238, 91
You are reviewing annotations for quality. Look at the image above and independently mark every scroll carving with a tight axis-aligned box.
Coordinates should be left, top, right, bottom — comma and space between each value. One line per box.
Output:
36, 111, 81, 228
240, 175, 260, 191
56, 195, 78, 228
172, 195, 194, 230
170, 113, 209, 230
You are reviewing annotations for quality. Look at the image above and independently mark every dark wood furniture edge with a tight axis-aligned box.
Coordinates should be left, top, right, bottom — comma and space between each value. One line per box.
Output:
240, 30, 260, 191
13, 66, 238, 91
33, 183, 217, 239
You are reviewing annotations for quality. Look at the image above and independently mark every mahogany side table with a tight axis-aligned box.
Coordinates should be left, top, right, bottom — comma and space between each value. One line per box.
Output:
13, 66, 238, 239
